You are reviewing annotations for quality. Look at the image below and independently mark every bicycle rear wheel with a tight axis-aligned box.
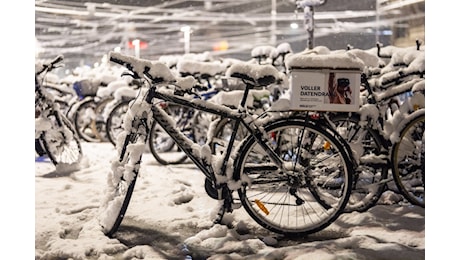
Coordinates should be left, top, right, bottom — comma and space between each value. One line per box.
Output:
391, 111, 425, 207
210, 117, 248, 155
98, 131, 144, 237
90, 97, 113, 142
330, 113, 389, 213
147, 103, 189, 165
106, 100, 131, 146
234, 117, 353, 237
74, 98, 101, 142
148, 121, 188, 165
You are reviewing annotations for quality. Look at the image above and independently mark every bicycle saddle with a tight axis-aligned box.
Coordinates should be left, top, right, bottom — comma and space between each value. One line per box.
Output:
227, 62, 282, 87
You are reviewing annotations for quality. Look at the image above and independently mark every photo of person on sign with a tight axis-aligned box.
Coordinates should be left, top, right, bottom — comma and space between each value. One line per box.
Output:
328, 73, 352, 104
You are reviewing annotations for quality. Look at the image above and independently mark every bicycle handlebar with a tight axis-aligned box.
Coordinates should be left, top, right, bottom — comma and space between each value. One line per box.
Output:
36, 55, 64, 76
109, 52, 205, 93
51, 55, 64, 66
109, 53, 142, 79
109, 51, 177, 84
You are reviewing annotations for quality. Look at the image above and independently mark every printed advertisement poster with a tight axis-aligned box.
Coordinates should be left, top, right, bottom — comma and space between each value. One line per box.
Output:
290, 69, 360, 112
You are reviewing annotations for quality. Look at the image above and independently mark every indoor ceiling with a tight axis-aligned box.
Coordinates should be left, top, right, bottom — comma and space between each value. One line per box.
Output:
35, 0, 424, 67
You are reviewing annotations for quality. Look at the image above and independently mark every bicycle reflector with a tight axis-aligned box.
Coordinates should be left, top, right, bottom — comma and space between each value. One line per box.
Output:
255, 199, 269, 215
323, 141, 331, 150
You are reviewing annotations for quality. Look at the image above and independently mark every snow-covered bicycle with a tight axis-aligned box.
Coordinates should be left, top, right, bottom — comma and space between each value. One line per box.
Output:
98, 52, 355, 238
330, 44, 425, 210
35, 55, 83, 166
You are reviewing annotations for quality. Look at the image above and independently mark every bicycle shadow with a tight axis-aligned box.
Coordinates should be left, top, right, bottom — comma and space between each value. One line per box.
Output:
36, 155, 91, 178
333, 204, 425, 233
38, 170, 75, 178
114, 215, 350, 259
114, 218, 192, 260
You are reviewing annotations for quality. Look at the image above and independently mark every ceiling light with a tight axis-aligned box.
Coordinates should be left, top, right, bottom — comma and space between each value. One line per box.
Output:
290, 23, 299, 29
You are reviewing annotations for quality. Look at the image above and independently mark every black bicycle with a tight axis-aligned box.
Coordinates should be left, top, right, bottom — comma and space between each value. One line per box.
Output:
35, 55, 83, 166
98, 52, 355, 238
330, 44, 425, 210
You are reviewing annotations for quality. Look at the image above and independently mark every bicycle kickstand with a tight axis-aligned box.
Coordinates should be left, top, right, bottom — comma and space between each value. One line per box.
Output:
213, 195, 234, 225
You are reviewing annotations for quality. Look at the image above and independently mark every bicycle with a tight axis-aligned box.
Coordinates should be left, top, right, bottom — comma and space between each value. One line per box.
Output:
98, 51, 355, 238
35, 55, 83, 166
329, 45, 425, 210
68, 66, 121, 143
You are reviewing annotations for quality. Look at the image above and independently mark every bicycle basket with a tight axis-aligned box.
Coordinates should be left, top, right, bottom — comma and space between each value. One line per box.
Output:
73, 79, 98, 98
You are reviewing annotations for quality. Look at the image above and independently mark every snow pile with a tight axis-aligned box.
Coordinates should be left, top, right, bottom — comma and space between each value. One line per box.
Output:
35, 142, 425, 259
286, 50, 365, 70
226, 62, 284, 86
177, 60, 227, 77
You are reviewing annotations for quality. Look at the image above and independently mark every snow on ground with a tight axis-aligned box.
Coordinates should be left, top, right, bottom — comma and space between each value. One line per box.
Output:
32, 141, 428, 259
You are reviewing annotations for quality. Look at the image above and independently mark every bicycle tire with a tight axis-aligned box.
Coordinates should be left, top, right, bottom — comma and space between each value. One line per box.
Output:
210, 117, 248, 155
391, 110, 425, 208
147, 103, 190, 165
106, 100, 131, 146
234, 116, 353, 237
74, 98, 101, 142
98, 131, 143, 237
39, 110, 83, 166
90, 97, 113, 142
190, 111, 214, 146
148, 120, 188, 165
329, 113, 389, 213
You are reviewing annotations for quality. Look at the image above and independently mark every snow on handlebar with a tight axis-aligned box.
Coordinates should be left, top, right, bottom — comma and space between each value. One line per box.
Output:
108, 51, 197, 91
36, 55, 64, 76
109, 51, 176, 83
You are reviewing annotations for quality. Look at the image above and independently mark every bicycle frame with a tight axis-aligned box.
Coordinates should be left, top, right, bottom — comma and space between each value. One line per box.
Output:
143, 80, 286, 193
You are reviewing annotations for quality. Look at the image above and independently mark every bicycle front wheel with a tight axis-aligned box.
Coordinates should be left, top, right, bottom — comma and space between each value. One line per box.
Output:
234, 117, 353, 237
391, 111, 425, 208
39, 109, 83, 166
98, 131, 144, 237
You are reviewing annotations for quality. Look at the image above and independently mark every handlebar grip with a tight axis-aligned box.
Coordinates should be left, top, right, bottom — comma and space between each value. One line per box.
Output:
36, 55, 64, 75
109, 55, 127, 67
51, 55, 64, 66
109, 51, 134, 68
109, 51, 141, 79
109, 53, 134, 73
142, 66, 154, 81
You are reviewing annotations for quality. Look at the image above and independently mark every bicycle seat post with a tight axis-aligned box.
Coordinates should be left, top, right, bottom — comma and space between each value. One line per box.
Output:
237, 80, 254, 113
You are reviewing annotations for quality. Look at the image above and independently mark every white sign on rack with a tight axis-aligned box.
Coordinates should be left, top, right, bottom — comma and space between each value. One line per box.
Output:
290, 69, 361, 112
